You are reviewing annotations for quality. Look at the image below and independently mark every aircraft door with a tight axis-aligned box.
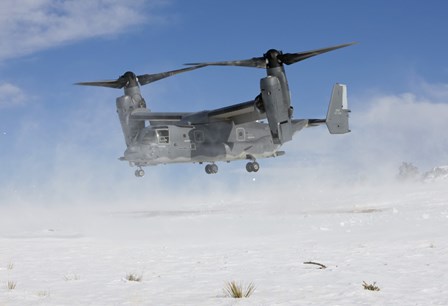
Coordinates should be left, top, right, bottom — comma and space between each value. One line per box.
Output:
194, 130, 204, 143
236, 127, 246, 141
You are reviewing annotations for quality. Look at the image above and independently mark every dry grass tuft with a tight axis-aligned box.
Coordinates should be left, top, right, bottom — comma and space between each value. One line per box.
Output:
224, 281, 255, 298
64, 273, 80, 281
126, 273, 143, 282
37, 290, 50, 297
363, 281, 380, 291
7, 281, 17, 290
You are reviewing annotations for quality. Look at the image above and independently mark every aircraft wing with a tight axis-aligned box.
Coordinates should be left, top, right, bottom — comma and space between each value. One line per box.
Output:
129, 100, 265, 125
207, 100, 265, 124
130, 109, 191, 122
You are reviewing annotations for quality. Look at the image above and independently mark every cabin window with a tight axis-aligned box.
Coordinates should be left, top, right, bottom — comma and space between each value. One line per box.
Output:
142, 129, 156, 144
236, 127, 245, 141
194, 130, 204, 143
156, 129, 169, 144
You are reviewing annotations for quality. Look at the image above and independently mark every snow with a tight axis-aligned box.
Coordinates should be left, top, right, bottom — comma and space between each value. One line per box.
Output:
1, 180, 448, 305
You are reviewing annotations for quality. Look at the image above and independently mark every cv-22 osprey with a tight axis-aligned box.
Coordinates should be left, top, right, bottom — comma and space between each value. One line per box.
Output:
77, 42, 354, 177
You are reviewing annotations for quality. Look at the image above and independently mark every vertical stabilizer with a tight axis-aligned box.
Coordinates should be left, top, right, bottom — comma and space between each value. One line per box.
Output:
326, 83, 350, 134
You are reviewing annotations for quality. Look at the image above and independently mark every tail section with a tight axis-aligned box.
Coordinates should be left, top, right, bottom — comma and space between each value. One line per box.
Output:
326, 83, 350, 134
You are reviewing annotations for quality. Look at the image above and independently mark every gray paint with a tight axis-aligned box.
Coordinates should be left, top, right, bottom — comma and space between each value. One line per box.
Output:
76, 43, 354, 176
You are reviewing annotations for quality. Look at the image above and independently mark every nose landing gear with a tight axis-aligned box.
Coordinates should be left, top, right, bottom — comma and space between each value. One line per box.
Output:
205, 163, 218, 174
135, 168, 145, 177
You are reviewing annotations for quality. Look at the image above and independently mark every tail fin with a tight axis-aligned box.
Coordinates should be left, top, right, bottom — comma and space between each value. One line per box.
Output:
326, 83, 350, 134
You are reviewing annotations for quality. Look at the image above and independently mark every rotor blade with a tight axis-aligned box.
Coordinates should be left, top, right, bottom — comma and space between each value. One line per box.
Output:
185, 57, 267, 69
280, 42, 357, 65
137, 64, 206, 86
75, 79, 126, 89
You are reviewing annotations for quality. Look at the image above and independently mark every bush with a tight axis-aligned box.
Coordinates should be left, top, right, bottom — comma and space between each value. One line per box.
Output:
397, 162, 419, 181
224, 281, 255, 298
64, 273, 80, 281
7, 281, 17, 290
362, 281, 380, 291
126, 273, 143, 282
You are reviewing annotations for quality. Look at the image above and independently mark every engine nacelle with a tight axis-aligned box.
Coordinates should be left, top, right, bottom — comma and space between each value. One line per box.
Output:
116, 86, 146, 146
260, 76, 293, 144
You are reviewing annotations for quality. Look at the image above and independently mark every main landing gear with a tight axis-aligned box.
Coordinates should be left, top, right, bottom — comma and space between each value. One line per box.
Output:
203, 158, 260, 174
245, 154, 260, 173
135, 167, 145, 177
205, 163, 218, 174
246, 161, 260, 173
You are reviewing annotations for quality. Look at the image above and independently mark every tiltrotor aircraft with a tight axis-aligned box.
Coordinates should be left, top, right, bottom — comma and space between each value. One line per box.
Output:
77, 42, 355, 177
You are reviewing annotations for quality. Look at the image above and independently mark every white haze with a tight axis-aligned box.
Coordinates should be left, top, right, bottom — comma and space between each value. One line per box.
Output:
0, 82, 448, 305
1, 81, 448, 207
283, 82, 448, 183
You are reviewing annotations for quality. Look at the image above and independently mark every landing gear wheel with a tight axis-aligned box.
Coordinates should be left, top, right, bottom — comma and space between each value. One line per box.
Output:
246, 162, 260, 173
205, 164, 218, 174
251, 161, 260, 172
135, 168, 145, 177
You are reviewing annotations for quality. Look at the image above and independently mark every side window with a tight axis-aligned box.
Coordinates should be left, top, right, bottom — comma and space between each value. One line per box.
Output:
236, 127, 245, 141
156, 129, 169, 144
194, 130, 204, 143
142, 129, 156, 144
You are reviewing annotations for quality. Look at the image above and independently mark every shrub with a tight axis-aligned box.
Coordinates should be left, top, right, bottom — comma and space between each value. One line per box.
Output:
224, 281, 255, 298
37, 290, 50, 297
7, 281, 17, 290
362, 281, 380, 291
64, 273, 80, 281
397, 162, 419, 181
126, 273, 143, 282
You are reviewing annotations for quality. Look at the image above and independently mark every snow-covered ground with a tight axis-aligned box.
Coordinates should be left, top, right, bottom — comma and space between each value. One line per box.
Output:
1, 179, 448, 305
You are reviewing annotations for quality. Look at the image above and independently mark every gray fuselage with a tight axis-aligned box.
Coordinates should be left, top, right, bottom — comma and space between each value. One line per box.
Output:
123, 120, 280, 166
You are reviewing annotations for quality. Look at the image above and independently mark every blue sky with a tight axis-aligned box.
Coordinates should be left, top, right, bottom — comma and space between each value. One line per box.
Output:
1, 0, 448, 205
